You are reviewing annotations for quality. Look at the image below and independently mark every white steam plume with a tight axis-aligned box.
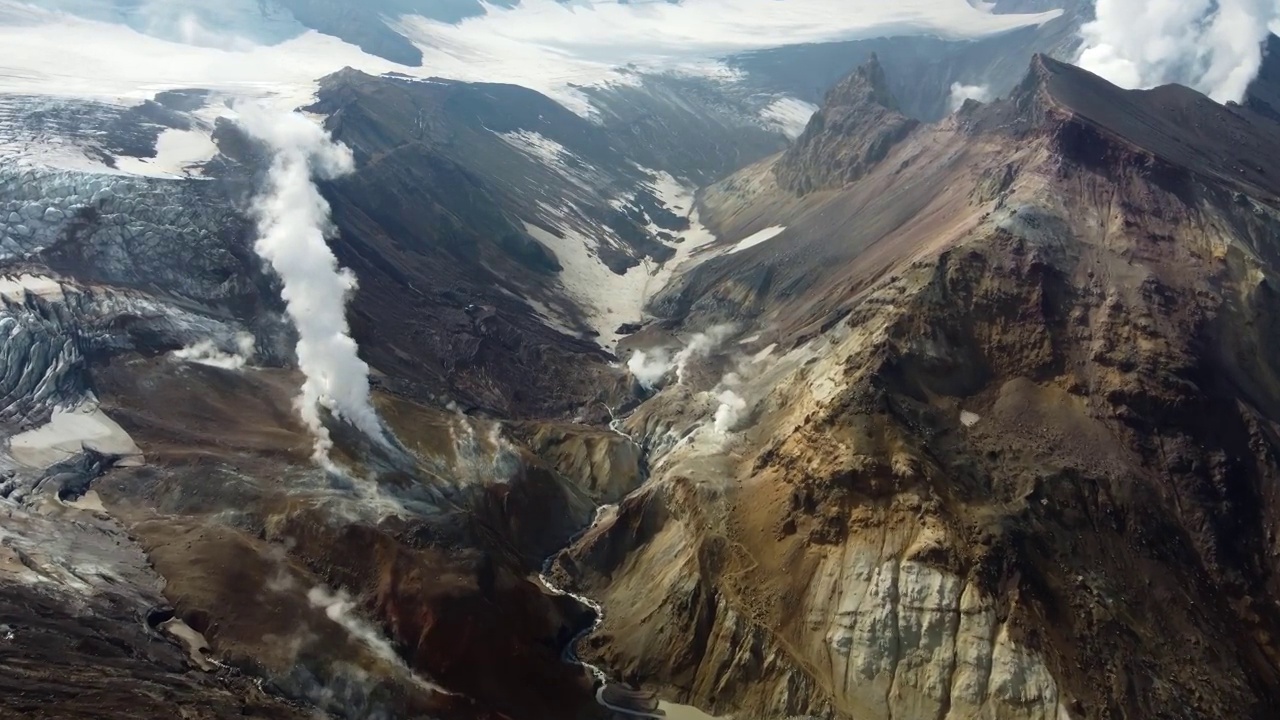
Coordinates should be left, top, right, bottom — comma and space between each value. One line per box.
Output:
1077, 0, 1280, 103
238, 108, 382, 461
948, 82, 992, 111
447, 408, 520, 485
306, 586, 457, 696
627, 349, 672, 390
171, 332, 256, 370
674, 324, 734, 385
625, 324, 735, 389
713, 389, 747, 435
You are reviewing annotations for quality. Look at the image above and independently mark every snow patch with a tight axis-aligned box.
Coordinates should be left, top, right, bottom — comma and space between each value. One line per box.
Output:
0, 274, 64, 303
524, 219, 634, 346
7, 403, 142, 469
961, 410, 981, 427
727, 225, 786, 254
113, 127, 218, 179
760, 97, 818, 138
526, 171, 718, 349
496, 129, 600, 187
497, 130, 574, 166
751, 343, 778, 363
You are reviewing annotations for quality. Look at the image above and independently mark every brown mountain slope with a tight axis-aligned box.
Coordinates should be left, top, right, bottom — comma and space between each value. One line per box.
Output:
555, 56, 1280, 720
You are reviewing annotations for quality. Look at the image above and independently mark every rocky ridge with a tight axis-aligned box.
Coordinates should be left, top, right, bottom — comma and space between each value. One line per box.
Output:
551, 55, 1280, 720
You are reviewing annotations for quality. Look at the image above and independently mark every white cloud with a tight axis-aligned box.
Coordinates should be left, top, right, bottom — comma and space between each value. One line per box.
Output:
1077, 0, 1280, 103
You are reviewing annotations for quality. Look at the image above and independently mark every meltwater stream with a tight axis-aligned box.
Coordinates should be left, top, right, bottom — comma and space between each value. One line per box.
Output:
537, 408, 722, 719
536, 410, 655, 716
537, 503, 612, 687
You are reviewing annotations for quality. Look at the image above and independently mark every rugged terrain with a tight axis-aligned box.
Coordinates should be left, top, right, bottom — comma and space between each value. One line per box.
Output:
549, 54, 1280, 720
5, 2, 1280, 720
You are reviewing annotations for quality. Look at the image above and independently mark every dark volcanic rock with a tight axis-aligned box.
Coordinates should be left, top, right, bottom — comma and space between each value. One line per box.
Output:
83, 356, 609, 720
580, 73, 791, 184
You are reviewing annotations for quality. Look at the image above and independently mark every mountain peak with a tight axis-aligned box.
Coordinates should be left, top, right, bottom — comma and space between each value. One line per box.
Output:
774, 56, 920, 194
824, 52, 900, 111
971, 52, 1280, 202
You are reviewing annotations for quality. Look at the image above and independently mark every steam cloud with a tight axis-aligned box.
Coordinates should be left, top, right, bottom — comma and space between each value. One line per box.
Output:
306, 586, 405, 669
1078, 0, 1280, 103
171, 332, 256, 370
674, 324, 733, 384
948, 82, 992, 111
713, 389, 747, 435
626, 324, 735, 389
448, 408, 520, 485
627, 348, 673, 390
306, 586, 457, 696
238, 108, 382, 461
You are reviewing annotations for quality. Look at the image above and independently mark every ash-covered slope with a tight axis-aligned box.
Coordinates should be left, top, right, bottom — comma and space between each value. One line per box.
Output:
552, 54, 1280, 720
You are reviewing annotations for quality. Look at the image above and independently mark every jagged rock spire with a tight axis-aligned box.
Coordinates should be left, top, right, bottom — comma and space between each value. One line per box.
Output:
774, 55, 920, 194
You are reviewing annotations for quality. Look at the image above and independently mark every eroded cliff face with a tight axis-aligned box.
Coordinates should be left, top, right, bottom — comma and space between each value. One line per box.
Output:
554, 57, 1280, 720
